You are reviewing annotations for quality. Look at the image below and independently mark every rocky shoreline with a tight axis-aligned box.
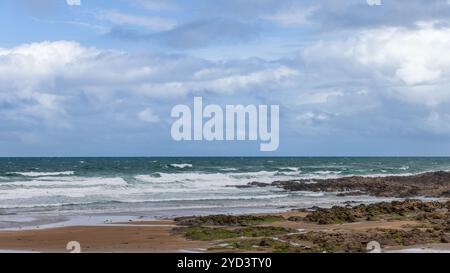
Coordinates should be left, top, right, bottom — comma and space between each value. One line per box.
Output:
173, 199, 449, 252
237, 171, 450, 198
0, 199, 448, 253
171, 172, 450, 252
1, 172, 449, 253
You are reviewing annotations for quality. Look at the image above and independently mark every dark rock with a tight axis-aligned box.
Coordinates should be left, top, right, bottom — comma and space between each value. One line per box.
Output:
287, 216, 304, 222
241, 171, 450, 198
174, 214, 284, 227
235, 182, 271, 188
303, 199, 450, 225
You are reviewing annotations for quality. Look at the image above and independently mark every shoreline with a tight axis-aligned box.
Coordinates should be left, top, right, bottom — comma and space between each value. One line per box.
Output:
0, 198, 448, 253
0, 171, 449, 253
2, 195, 443, 231
0, 206, 292, 231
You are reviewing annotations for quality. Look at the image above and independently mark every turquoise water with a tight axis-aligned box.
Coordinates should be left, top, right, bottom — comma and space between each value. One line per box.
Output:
0, 157, 449, 216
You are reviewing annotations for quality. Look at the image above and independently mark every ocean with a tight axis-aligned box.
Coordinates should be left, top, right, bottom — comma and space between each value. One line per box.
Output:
1, 157, 450, 219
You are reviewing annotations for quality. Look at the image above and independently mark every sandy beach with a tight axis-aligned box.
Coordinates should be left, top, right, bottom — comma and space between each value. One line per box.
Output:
0, 202, 448, 253
0, 171, 449, 253
0, 218, 426, 253
0, 220, 212, 253
3, 0, 450, 259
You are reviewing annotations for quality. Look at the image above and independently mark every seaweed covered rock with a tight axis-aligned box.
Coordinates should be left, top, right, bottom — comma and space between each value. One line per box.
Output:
176, 226, 294, 241
303, 199, 449, 225
174, 214, 284, 227
284, 228, 449, 252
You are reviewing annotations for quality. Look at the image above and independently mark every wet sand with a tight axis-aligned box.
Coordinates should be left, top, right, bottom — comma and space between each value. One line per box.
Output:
0, 215, 446, 253
0, 220, 212, 253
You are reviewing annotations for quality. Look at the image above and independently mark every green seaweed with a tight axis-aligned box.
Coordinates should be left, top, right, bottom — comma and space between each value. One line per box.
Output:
180, 226, 293, 241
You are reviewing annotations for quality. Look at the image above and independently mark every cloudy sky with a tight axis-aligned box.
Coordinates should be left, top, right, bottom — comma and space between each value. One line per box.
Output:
1, 0, 450, 156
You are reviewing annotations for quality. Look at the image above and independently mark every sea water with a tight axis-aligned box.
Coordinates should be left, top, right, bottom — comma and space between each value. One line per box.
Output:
0, 157, 449, 219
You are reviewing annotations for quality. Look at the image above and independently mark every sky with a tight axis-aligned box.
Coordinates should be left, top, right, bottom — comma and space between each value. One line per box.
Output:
1, 0, 450, 156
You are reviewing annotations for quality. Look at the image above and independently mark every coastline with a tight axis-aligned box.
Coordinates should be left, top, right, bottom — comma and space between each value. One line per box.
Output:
0, 171, 449, 253
0, 203, 448, 253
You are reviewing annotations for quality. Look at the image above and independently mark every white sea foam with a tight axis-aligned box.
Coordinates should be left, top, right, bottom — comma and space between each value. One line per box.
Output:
8, 171, 75, 177
1, 177, 128, 187
299, 171, 429, 180
0, 170, 299, 203
0, 167, 434, 212
300, 192, 325, 197
278, 167, 300, 172
135, 170, 296, 187
220, 168, 238, 171
313, 171, 342, 175
0, 181, 287, 203
169, 163, 193, 169
0, 186, 109, 199
277, 171, 302, 176
0, 170, 428, 204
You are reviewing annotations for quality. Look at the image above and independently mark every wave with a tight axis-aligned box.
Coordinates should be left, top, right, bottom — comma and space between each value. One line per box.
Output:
0, 177, 128, 188
0, 184, 289, 204
312, 171, 342, 175
135, 170, 299, 186
220, 168, 238, 171
298, 170, 436, 180
277, 167, 300, 172
294, 192, 325, 197
0, 168, 438, 211
169, 163, 193, 169
0, 170, 298, 201
0, 193, 291, 210
7, 171, 75, 177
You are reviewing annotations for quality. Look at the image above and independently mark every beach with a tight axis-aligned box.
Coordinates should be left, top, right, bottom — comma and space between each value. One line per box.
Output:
0, 158, 449, 253
3, 0, 450, 259
0, 220, 211, 253
0, 192, 448, 253
0, 200, 448, 253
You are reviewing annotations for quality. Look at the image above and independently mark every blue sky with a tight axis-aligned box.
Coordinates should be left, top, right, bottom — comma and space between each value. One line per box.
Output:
1, 0, 450, 156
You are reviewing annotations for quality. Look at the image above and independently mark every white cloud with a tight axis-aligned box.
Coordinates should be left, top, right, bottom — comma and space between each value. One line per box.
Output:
97, 10, 177, 31
129, 0, 174, 11
301, 23, 450, 107
135, 66, 298, 97
419, 110, 450, 134
354, 25, 450, 86
0, 41, 298, 127
5, 23, 450, 138
297, 111, 331, 125
0, 41, 94, 125
66, 0, 81, 6
194, 66, 298, 93
0, 41, 96, 79
298, 90, 344, 105
262, 6, 317, 26
137, 108, 160, 123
